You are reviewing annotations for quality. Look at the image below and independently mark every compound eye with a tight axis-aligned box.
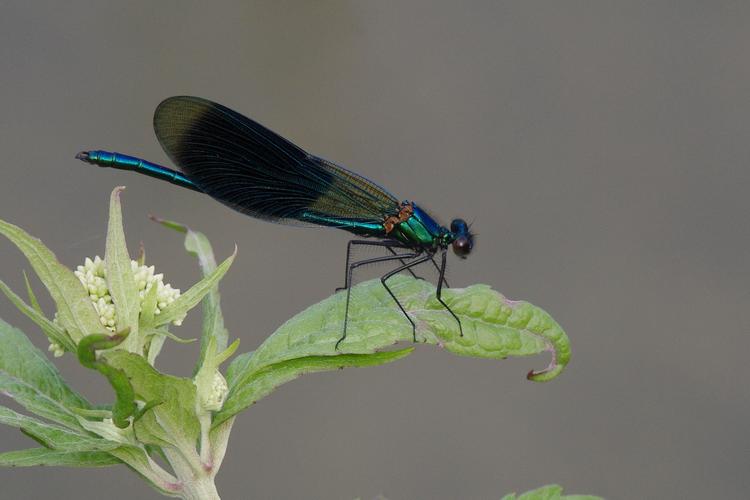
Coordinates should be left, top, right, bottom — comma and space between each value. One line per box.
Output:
452, 236, 472, 258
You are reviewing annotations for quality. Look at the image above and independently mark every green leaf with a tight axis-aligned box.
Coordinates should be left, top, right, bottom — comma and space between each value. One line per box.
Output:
0, 317, 90, 429
147, 247, 235, 329
77, 331, 136, 429
0, 218, 107, 340
22, 270, 42, 314
0, 279, 75, 352
108, 445, 180, 496
216, 348, 413, 427
104, 351, 200, 449
104, 187, 140, 348
152, 217, 229, 374
501, 484, 603, 500
145, 334, 166, 366
0, 447, 120, 467
217, 276, 571, 426
143, 327, 196, 345
0, 406, 120, 452
139, 278, 158, 327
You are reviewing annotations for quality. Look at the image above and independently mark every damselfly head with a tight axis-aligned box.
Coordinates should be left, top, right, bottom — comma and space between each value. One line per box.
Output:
450, 218, 474, 258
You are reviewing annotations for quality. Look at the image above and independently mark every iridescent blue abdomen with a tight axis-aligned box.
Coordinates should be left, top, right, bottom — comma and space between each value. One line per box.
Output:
77, 150, 200, 192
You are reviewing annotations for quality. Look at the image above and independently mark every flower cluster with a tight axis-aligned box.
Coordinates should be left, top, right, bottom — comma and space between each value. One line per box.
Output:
48, 256, 184, 357
76, 255, 183, 329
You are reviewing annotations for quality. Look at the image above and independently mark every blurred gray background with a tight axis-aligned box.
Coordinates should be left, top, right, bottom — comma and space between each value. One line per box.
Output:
1, 2, 748, 499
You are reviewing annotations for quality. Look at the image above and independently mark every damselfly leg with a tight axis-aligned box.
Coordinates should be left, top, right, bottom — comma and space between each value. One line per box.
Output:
337, 250, 421, 349
336, 242, 460, 349
435, 249, 462, 336
379, 253, 435, 342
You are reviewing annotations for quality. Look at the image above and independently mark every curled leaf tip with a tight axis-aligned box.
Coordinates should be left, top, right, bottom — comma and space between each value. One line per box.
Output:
526, 347, 563, 382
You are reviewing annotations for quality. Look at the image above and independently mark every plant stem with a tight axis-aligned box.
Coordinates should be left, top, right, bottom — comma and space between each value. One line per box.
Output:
180, 474, 220, 500
164, 442, 221, 500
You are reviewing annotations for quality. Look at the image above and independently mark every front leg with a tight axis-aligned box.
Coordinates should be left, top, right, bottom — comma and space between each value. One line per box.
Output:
435, 249, 462, 336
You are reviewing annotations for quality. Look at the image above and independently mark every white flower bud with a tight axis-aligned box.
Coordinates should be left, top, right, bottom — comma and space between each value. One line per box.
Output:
47, 342, 64, 358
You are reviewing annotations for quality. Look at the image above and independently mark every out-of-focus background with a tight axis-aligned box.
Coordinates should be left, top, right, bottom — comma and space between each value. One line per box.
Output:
1, 2, 748, 499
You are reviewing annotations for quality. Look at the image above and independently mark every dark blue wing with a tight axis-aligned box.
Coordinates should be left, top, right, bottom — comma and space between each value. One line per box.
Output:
153, 96, 400, 228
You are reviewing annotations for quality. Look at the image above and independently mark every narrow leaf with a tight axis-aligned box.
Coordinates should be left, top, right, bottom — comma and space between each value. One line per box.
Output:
152, 216, 229, 372
143, 327, 196, 345
77, 331, 136, 429
0, 279, 75, 352
0, 447, 120, 467
104, 187, 140, 346
149, 248, 235, 328
146, 334, 166, 366
0, 406, 120, 452
139, 278, 158, 327
0, 218, 106, 338
22, 270, 42, 314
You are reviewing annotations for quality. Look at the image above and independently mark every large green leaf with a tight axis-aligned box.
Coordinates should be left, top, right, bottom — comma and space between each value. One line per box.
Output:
0, 218, 107, 340
0, 317, 90, 429
216, 349, 413, 426
0, 447, 120, 467
217, 276, 570, 426
104, 187, 140, 349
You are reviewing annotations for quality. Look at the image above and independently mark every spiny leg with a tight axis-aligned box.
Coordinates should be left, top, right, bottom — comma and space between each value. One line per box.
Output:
380, 253, 435, 342
338, 240, 414, 291
435, 249, 463, 336
337, 251, 420, 350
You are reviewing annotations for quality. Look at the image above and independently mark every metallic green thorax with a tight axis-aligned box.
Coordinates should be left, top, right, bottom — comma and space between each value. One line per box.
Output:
303, 203, 453, 250
388, 204, 452, 249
